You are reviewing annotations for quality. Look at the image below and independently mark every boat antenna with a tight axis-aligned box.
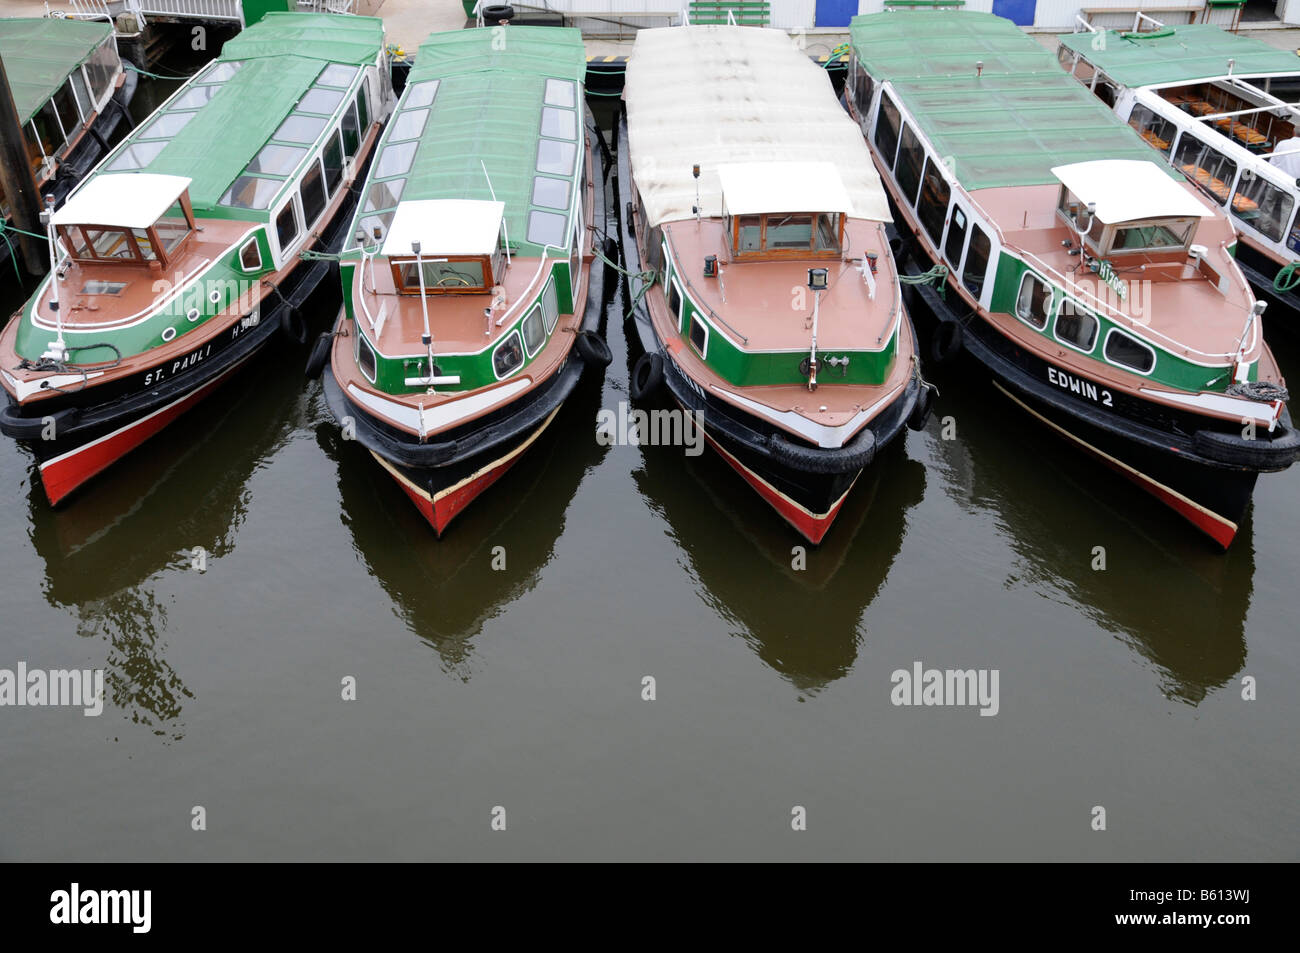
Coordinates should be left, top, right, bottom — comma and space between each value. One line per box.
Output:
692, 164, 701, 223
480, 159, 510, 266
412, 240, 436, 392
41, 195, 67, 364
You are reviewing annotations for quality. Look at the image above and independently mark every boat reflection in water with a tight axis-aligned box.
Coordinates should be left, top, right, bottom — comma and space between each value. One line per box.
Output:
631, 388, 926, 693
320, 365, 609, 676
926, 360, 1252, 705
27, 346, 303, 738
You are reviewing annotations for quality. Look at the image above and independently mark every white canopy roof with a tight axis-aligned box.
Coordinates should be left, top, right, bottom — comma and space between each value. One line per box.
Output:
381, 199, 505, 258
53, 173, 192, 230
718, 161, 854, 216
624, 26, 892, 228
1051, 160, 1211, 224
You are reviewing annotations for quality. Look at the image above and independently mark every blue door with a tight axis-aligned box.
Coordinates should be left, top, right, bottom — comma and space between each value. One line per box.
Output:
991, 0, 1036, 26
816, 0, 858, 28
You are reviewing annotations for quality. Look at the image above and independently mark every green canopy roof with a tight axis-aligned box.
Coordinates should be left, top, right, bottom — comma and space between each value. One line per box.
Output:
850, 11, 1177, 191
0, 17, 112, 124
112, 12, 383, 211
1058, 24, 1300, 89
383, 26, 588, 254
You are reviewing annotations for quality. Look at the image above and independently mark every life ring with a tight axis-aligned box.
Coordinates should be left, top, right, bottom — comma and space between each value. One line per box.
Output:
907, 383, 934, 432
304, 332, 332, 380
929, 320, 962, 365
630, 351, 663, 400
575, 330, 612, 367
281, 307, 308, 345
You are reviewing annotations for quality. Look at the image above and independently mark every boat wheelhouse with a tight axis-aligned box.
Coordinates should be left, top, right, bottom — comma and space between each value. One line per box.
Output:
316, 25, 612, 535
0, 12, 389, 505
1058, 21, 1300, 329
846, 11, 1298, 548
1, 17, 135, 274
617, 25, 928, 545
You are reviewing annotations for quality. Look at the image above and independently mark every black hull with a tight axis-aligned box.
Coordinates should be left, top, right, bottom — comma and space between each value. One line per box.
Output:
613, 110, 921, 540
1234, 239, 1300, 337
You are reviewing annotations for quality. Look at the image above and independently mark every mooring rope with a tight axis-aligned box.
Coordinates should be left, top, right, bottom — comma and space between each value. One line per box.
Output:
0, 220, 47, 282
899, 263, 949, 299
1274, 261, 1300, 294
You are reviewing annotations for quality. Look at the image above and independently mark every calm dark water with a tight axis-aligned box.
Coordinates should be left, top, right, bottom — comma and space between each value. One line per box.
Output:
1, 82, 1297, 862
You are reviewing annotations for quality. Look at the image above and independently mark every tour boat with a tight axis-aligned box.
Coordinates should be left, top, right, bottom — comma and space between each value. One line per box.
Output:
1, 17, 136, 275
1058, 20, 1300, 331
315, 26, 613, 535
0, 13, 390, 505
846, 11, 1298, 548
616, 25, 930, 545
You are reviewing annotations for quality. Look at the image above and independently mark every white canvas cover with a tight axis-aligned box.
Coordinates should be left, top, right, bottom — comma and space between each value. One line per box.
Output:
624, 26, 892, 228
1051, 160, 1211, 224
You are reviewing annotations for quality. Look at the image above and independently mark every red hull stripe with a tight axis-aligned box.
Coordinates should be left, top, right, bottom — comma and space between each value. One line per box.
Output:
373, 406, 562, 535
993, 381, 1238, 549
38, 353, 257, 506
702, 428, 855, 545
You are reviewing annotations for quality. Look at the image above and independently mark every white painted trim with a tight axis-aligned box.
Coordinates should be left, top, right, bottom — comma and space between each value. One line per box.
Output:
347, 376, 532, 436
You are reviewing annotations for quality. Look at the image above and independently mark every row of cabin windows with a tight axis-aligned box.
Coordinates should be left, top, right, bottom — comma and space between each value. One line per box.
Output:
493, 278, 560, 378
665, 273, 709, 358
271, 97, 365, 258
1128, 103, 1300, 249
1016, 272, 1156, 373
20, 37, 119, 175
875, 92, 992, 298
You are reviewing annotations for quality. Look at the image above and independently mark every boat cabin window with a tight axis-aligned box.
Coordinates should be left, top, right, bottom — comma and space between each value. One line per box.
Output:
943, 205, 967, 269
1231, 172, 1295, 243
391, 256, 492, 294
276, 201, 301, 250
1127, 104, 1176, 156
850, 55, 873, 124
493, 330, 525, 378
917, 157, 951, 246
522, 303, 546, 355
962, 224, 992, 297
1055, 299, 1099, 353
728, 212, 843, 259
895, 124, 926, 207
1173, 134, 1237, 207
1056, 47, 1077, 75
874, 91, 902, 167
300, 160, 327, 227
1104, 329, 1156, 373
1015, 272, 1052, 330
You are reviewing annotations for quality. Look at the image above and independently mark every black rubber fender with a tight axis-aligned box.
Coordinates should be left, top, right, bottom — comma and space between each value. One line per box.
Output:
575, 330, 612, 367
304, 332, 332, 380
482, 4, 514, 21
1193, 425, 1300, 469
280, 307, 308, 345
766, 428, 876, 476
929, 320, 963, 366
629, 352, 663, 400
907, 383, 934, 432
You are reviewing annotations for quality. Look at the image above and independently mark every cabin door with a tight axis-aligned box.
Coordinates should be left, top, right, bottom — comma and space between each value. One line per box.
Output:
815, 0, 857, 28
991, 0, 1036, 25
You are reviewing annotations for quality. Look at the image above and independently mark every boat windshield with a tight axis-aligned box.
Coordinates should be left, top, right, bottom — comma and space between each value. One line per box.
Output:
729, 212, 842, 259
392, 256, 490, 294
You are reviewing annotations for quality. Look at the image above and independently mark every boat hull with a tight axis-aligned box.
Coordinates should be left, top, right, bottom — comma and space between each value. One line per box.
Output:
1233, 238, 1300, 337
900, 257, 1295, 549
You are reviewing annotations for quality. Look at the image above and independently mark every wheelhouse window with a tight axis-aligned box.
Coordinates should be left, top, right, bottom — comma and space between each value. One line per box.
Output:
1015, 272, 1052, 330
59, 191, 195, 266
392, 257, 490, 294
1231, 172, 1295, 243
729, 212, 843, 259
1058, 186, 1194, 256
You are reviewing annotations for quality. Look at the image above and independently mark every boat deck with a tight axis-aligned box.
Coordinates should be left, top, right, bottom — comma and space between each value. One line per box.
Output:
972, 183, 1260, 362
661, 219, 899, 353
